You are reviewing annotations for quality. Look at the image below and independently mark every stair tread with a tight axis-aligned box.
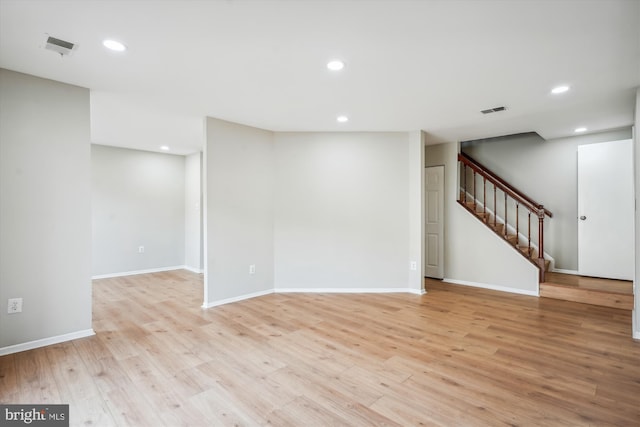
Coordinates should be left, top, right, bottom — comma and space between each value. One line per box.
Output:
518, 246, 537, 256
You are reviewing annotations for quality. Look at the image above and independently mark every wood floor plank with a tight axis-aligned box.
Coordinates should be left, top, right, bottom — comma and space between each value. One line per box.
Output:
369, 394, 450, 427
1, 270, 639, 426
102, 385, 165, 426
15, 347, 62, 404
68, 395, 116, 427
188, 385, 262, 426
0, 353, 18, 402
45, 341, 103, 404
265, 395, 351, 426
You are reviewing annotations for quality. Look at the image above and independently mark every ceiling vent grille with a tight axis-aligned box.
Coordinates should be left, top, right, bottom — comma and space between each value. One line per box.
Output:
45, 36, 76, 56
481, 106, 506, 114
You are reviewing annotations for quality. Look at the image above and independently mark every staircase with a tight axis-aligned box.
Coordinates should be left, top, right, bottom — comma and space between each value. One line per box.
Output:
458, 152, 633, 311
458, 152, 552, 281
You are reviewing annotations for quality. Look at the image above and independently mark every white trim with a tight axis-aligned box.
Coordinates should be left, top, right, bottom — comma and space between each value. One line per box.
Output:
633, 310, 639, 340
0, 329, 95, 356
202, 289, 274, 308
275, 287, 420, 294
552, 268, 580, 275
92, 266, 187, 279
183, 265, 204, 274
443, 278, 539, 297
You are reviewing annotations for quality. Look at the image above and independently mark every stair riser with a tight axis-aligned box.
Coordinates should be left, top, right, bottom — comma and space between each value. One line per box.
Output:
540, 284, 633, 310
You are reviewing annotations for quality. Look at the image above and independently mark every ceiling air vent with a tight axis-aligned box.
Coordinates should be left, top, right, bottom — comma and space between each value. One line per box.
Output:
45, 36, 76, 56
481, 106, 507, 114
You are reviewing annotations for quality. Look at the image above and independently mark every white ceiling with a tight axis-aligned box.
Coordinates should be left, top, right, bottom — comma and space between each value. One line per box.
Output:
1, 0, 638, 155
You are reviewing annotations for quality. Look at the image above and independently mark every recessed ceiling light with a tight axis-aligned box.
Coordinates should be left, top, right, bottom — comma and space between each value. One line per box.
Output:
103, 39, 126, 52
336, 115, 349, 123
160, 145, 170, 151
327, 60, 345, 71
551, 85, 570, 94
574, 127, 587, 133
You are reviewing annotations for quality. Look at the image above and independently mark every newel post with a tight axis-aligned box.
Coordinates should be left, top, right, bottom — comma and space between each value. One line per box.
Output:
536, 206, 546, 282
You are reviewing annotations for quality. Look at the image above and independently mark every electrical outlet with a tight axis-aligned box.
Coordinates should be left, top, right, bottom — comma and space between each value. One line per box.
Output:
410, 261, 417, 271
138, 246, 145, 253
8, 298, 22, 314
249, 264, 256, 275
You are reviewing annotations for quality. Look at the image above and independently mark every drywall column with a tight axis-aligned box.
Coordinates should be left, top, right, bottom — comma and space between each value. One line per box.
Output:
634, 88, 640, 340
204, 118, 274, 307
185, 152, 203, 273
0, 69, 93, 353
408, 131, 426, 292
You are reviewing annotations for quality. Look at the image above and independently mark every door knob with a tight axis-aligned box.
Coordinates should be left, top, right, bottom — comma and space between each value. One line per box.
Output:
579, 216, 587, 220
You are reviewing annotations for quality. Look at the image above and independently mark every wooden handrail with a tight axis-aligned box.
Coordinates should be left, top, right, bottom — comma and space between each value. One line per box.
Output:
458, 152, 552, 218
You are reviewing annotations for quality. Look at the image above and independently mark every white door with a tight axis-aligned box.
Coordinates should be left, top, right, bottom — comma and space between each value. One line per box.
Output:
578, 139, 634, 280
425, 166, 445, 279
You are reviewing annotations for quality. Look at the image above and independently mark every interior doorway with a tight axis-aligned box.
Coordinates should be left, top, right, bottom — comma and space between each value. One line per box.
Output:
577, 139, 634, 280
425, 166, 445, 279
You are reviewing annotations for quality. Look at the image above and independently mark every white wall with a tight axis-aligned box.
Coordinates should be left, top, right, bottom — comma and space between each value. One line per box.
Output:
426, 141, 538, 294
204, 118, 274, 306
0, 69, 93, 351
185, 152, 203, 273
463, 128, 632, 271
274, 132, 413, 291
91, 145, 186, 276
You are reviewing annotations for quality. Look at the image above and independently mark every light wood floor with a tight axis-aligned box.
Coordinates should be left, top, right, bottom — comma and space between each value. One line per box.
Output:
1, 271, 639, 426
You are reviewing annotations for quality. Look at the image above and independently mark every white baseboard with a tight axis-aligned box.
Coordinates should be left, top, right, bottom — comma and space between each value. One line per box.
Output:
0, 329, 95, 356
183, 265, 204, 274
202, 289, 274, 308
443, 278, 539, 297
552, 268, 580, 275
633, 310, 639, 340
202, 286, 426, 309
274, 287, 418, 294
92, 265, 188, 279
